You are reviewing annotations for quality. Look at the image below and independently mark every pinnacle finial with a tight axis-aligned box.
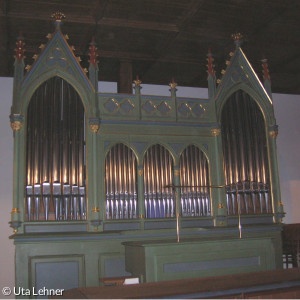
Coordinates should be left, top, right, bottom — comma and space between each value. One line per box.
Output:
88, 36, 98, 67
262, 58, 271, 81
207, 49, 215, 77
133, 75, 142, 86
169, 77, 177, 89
51, 12, 66, 29
14, 33, 25, 62
231, 32, 243, 48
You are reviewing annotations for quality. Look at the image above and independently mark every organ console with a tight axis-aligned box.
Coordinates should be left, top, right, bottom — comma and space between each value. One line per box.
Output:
10, 13, 285, 294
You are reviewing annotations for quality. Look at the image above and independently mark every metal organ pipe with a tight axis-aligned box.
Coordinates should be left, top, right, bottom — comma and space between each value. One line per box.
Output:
25, 77, 86, 221
105, 144, 138, 220
143, 145, 174, 218
179, 145, 211, 217
221, 90, 271, 215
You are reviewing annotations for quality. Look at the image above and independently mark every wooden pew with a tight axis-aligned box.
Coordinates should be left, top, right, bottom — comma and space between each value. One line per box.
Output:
55, 268, 300, 299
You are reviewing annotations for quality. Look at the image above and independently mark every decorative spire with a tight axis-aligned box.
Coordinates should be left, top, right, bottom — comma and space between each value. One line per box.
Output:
262, 58, 271, 81
169, 77, 177, 89
88, 37, 98, 67
231, 32, 243, 48
207, 49, 215, 77
261, 57, 272, 98
14, 33, 25, 62
133, 75, 142, 87
207, 49, 216, 101
51, 11, 66, 30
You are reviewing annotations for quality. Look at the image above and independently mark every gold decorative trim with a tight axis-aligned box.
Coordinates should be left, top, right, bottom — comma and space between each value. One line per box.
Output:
11, 121, 23, 131
269, 130, 278, 139
11, 208, 20, 214
92, 207, 100, 213
218, 203, 224, 209
211, 128, 221, 137
139, 214, 144, 219
89, 124, 100, 133
278, 201, 283, 207
174, 169, 180, 177
138, 169, 143, 176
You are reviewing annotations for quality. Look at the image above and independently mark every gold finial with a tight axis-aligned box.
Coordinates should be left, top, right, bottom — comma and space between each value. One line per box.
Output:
218, 203, 225, 209
229, 52, 234, 57
64, 34, 69, 40
221, 69, 226, 75
51, 11, 66, 22
71, 46, 75, 51
32, 54, 38, 61
169, 77, 177, 89
138, 169, 143, 176
231, 33, 243, 48
226, 60, 230, 65
39, 44, 45, 50
76, 56, 82, 62
134, 75, 142, 86
217, 79, 221, 84
231, 33, 243, 42
46, 33, 53, 39
25, 65, 32, 72
83, 68, 88, 74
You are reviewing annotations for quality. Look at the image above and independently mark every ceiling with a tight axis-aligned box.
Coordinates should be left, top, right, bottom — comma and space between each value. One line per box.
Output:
1, 0, 299, 94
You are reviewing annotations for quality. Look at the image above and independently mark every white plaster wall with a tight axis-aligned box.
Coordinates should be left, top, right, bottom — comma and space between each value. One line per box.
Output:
0, 77, 14, 298
273, 93, 300, 224
0, 77, 299, 294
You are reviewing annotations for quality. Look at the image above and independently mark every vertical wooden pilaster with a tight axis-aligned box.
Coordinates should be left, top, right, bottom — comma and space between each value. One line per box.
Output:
210, 127, 227, 226
268, 125, 284, 222
137, 166, 145, 229
173, 166, 181, 233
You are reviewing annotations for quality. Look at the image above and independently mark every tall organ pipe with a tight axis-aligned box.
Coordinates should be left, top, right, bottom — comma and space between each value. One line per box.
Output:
221, 90, 271, 215
26, 77, 86, 221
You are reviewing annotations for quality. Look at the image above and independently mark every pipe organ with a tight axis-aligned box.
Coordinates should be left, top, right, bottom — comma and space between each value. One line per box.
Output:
10, 15, 285, 295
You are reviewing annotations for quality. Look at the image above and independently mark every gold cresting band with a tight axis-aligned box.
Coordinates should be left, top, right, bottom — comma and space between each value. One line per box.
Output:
11, 208, 20, 214
269, 130, 278, 139
211, 128, 221, 137
89, 124, 100, 133
92, 207, 100, 213
218, 203, 225, 209
11, 121, 23, 131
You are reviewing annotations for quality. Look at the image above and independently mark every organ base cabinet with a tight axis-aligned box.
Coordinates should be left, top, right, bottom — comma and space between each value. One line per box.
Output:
10, 15, 284, 297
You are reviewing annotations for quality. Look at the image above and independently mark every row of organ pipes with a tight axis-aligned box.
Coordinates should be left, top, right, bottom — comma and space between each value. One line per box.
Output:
26, 77, 86, 221
221, 90, 272, 215
25, 80, 272, 222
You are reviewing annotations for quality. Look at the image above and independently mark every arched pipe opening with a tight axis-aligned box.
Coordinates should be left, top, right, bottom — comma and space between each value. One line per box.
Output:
25, 77, 86, 221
